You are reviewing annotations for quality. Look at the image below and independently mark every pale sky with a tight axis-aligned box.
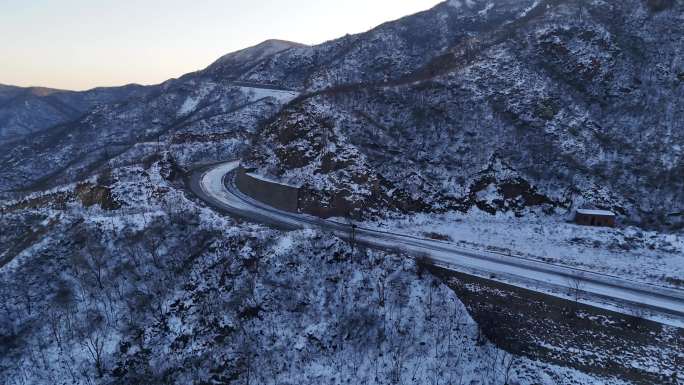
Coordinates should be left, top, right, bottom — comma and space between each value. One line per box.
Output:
0, 0, 441, 91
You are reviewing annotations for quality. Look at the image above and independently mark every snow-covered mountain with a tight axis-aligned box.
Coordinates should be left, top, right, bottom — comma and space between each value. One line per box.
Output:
205, 39, 308, 79
1, 2, 683, 383
0, 83, 148, 143
3, 0, 681, 227
243, 0, 684, 227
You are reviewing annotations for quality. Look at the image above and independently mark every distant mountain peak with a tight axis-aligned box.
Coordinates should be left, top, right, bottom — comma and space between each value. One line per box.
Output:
0, 83, 67, 96
207, 39, 307, 76
25, 86, 66, 97
259, 39, 307, 47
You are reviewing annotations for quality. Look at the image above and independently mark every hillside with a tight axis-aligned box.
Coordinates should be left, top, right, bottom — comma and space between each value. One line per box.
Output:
0, 1, 683, 384
1, 156, 639, 385
243, 0, 684, 228
0, 83, 149, 143
2, 0, 682, 228
4, 0, 680, 227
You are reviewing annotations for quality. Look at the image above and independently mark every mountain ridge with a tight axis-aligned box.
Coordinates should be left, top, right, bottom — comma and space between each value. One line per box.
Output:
1, 0, 683, 228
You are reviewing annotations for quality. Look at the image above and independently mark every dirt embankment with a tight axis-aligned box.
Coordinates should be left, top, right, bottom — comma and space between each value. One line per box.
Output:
429, 266, 684, 385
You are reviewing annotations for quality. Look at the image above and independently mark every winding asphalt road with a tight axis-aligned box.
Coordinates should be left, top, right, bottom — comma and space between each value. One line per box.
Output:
189, 161, 684, 327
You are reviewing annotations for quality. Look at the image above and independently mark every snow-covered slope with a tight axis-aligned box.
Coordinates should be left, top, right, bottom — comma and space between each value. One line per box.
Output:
0, 158, 634, 385
0, 1, 683, 384
0, 84, 148, 143
205, 39, 307, 82
242, 0, 684, 228
4, 0, 682, 227
0, 39, 311, 198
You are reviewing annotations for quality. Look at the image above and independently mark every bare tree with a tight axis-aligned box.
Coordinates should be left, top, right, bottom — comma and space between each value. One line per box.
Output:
80, 315, 109, 378
567, 275, 585, 317
629, 306, 648, 330
83, 333, 106, 378
427, 279, 439, 321
345, 213, 358, 259
19, 283, 34, 317
414, 252, 432, 278
500, 351, 517, 385
377, 274, 386, 308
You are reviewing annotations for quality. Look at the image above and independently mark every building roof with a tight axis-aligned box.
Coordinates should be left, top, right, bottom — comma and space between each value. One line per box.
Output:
576, 209, 616, 217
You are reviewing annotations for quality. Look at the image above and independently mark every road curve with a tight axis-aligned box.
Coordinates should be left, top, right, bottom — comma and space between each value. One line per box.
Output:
188, 161, 684, 328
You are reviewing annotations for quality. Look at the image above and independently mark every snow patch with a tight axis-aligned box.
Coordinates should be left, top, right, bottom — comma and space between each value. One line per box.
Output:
448, 0, 463, 8
177, 82, 216, 117
239, 86, 299, 104
478, 2, 495, 16
519, 0, 541, 18
178, 97, 200, 116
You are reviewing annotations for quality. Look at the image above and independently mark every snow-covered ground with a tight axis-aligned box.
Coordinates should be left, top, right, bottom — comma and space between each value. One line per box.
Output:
0, 158, 636, 385
194, 162, 684, 328
368, 210, 684, 289
239, 86, 299, 104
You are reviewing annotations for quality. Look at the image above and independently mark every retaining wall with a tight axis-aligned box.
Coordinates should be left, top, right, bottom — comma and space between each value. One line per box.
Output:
235, 166, 300, 214
235, 166, 355, 219
298, 187, 353, 219
430, 266, 682, 385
